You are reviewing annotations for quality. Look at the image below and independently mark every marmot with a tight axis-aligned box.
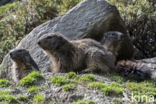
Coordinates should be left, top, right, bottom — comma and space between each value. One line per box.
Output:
38, 32, 116, 73
101, 31, 155, 80
10, 49, 39, 83
101, 31, 134, 61
100, 31, 124, 58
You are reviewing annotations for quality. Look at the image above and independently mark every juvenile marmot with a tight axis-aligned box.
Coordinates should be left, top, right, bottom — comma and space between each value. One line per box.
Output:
38, 32, 116, 73
10, 49, 39, 83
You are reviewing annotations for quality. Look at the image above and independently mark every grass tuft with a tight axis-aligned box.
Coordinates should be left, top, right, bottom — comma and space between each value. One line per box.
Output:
51, 76, 69, 86
62, 84, 76, 91
0, 79, 10, 87
19, 71, 44, 87
33, 94, 45, 104
79, 74, 96, 82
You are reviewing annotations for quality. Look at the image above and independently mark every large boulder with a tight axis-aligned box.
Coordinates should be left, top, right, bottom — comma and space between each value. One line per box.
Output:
0, 0, 134, 79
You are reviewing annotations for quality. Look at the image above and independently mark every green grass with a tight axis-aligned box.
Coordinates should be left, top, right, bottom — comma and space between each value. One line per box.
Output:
112, 98, 122, 103
88, 82, 107, 90
62, 84, 76, 91
101, 86, 124, 96
0, 90, 19, 103
106, 73, 124, 83
33, 94, 45, 104
126, 82, 156, 97
79, 74, 96, 83
73, 99, 96, 104
51, 76, 69, 86
28, 86, 41, 94
0, 79, 10, 87
18, 96, 29, 103
66, 72, 77, 79
19, 71, 44, 87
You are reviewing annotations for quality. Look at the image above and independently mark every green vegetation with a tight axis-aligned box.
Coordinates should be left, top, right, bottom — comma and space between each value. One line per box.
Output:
19, 71, 44, 87
126, 82, 156, 97
0, 90, 19, 104
66, 72, 77, 79
0, 79, 10, 87
51, 76, 69, 86
79, 74, 96, 83
28, 86, 41, 94
106, 73, 124, 83
33, 94, 45, 104
18, 96, 29, 103
101, 86, 124, 96
73, 99, 96, 104
106, 0, 156, 58
0, 0, 57, 63
88, 82, 124, 96
88, 82, 107, 90
62, 84, 76, 91
112, 98, 122, 103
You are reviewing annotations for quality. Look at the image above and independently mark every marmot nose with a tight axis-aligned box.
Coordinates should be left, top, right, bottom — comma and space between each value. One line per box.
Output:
37, 41, 41, 45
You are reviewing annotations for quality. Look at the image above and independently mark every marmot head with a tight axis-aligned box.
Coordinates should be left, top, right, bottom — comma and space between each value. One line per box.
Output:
10, 49, 39, 70
10, 49, 30, 63
38, 32, 69, 51
101, 31, 125, 56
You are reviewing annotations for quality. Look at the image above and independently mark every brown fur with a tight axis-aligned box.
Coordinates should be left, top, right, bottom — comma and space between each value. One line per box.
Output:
38, 32, 116, 73
116, 60, 152, 80
10, 49, 39, 83
101, 31, 134, 61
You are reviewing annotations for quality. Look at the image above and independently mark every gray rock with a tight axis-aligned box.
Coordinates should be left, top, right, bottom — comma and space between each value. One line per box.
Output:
0, 0, 133, 79
0, 0, 14, 7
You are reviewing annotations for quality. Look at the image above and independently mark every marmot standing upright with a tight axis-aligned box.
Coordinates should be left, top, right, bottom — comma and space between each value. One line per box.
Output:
10, 49, 39, 83
38, 32, 116, 73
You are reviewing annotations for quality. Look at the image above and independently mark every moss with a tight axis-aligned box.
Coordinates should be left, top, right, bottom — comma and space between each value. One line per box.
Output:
88, 82, 107, 90
51, 76, 69, 86
101, 86, 124, 96
28, 86, 40, 94
19, 71, 44, 87
33, 94, 45, 104
0, 79, 10, 87
79, 74, 96, 83
62, 84, 76, 91
66, 72, 77, 79
73, 99, 96, 104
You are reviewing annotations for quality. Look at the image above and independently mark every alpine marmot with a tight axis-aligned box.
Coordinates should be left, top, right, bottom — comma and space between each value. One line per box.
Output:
10, 49, 39, 83
38, 32, 116, 73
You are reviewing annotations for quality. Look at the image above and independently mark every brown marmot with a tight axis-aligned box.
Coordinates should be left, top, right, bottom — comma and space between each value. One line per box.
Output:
100, 31, 124, 58
101, 31, 155, 80
10, 49, 39, 83
101, 31, 134, 61
38, 32, 116, 73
